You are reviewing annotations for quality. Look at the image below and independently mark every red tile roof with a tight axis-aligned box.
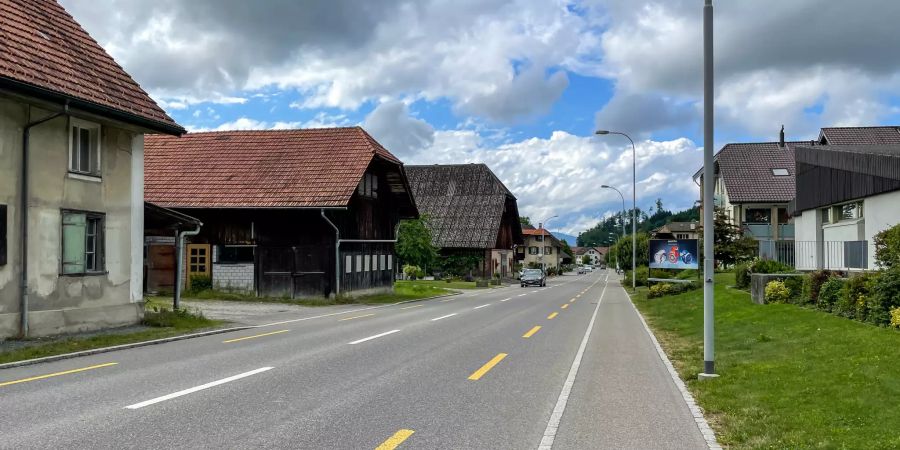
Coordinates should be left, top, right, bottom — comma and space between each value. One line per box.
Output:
522, 228, 552, 236
0, 0, 181, 133
144, 127, 403, 208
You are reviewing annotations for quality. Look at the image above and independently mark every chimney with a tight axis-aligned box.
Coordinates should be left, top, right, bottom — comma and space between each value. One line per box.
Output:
779, 125, 785, 148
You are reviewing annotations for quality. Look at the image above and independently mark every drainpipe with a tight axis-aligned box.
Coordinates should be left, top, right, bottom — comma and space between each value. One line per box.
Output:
19, 105, 67, 338
321, 209, 341, 297
174, 224, 201, 310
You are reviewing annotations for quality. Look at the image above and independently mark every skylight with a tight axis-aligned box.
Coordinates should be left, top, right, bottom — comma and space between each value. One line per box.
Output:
772, 168, 789, 176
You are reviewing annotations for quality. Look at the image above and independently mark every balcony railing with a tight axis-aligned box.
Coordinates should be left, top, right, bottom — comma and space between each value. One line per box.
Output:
759, 240, 871, 270
744, 223, 772, 239
778, 224, 795, 239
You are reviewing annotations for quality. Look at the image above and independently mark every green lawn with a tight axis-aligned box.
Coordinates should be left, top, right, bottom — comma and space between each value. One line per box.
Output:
396, 279, 494, 290
147, 281, 455, 308
0, 306, 223, 365
632, 272, 900, 449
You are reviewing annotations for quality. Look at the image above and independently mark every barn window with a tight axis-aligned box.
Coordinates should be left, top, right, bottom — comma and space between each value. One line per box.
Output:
215, 245, 253, 264
387, 254, 393, 271
364, 254, 370, 271
345, 255, 352, 273
380, 254, 386, 270
357, 173, 378, 198
356, 255, 362, 273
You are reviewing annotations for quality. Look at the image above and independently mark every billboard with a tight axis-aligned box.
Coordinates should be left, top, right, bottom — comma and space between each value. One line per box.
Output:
649, 239, 699, 270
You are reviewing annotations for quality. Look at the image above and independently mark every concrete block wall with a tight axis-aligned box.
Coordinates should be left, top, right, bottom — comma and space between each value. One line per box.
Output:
212, 263, 254, 293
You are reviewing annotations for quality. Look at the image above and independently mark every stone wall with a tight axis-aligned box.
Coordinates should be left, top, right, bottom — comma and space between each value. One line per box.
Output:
212, 263, 254, 293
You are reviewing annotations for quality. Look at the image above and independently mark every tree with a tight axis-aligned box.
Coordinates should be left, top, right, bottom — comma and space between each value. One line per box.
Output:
560, 240, 573, 259
701, 208, 756, 267
581, 254, 591, 265
519, 216, 533, 227
612, 232, 650, 270
396, 217, 439, 271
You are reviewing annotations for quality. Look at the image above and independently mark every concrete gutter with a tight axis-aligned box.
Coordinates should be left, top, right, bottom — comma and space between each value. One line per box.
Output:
0, 325, 253, 370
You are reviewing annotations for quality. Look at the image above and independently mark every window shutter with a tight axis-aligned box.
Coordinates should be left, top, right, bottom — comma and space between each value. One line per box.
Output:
62, 212, 87, 273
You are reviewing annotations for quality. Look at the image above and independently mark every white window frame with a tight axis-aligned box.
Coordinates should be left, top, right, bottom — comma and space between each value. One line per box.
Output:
68, 118, 102, 178
387, 254, 393, 271
356, 255, 362, 273
380, 254, 386, 270
364, 254, 370, 271
345, 255, 352, 274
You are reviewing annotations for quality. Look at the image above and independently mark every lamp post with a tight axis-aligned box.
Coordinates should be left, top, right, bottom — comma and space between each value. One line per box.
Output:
540, 215, 558, 274
595, 127, 636, 292
699, 0, 718, 379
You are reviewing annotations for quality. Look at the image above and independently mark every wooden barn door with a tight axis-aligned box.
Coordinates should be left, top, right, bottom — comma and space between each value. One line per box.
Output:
146, 244, 176, 292
292, 245, 327, 298
257, 247, 293, 298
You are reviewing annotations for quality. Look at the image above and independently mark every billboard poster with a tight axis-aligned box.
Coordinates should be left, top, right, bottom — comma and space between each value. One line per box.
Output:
649, 239, 699, 270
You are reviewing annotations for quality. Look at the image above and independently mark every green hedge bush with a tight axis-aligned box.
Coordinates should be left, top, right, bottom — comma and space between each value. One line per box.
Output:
869, 268, 900, 325
735, 263, 751, 289
750, 259, 795, 274
818, 277, 845, 312
764, 280, 791, 303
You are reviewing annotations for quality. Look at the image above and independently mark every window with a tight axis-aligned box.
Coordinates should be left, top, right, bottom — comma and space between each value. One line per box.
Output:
388, 255, 393, 271
215, 245, 253, 264
676, 233, 689, 239
356, 255, 362, 273
746, 208, 771, 223
357, 173, 378, 198
544, 246, 553, 255
364, 255, 370, 271
771, 168, 789, 176
834, 201, 863, 221
821, 208, 831, 224
69, 119, 101, 177
528, 246, 539, 255
61, 210, 104, 274
380, 254, 386, 271
345, 255, 352, 274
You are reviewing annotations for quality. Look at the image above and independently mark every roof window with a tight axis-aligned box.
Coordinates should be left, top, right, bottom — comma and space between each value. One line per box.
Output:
771, 168, 789, 176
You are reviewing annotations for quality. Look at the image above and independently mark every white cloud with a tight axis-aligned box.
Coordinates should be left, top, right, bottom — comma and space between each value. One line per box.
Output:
363, 101, 435, 158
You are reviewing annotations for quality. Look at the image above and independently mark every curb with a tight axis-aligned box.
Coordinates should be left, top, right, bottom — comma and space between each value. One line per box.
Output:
626, 291, 723, 450
0, 325, 253, 370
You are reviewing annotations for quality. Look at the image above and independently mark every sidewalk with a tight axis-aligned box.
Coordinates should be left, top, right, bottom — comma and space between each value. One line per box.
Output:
552, 276, 715, 450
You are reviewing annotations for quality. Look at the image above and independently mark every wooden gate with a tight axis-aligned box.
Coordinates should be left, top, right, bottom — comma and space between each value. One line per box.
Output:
257, 246, 329, 298
146, 244, 175, 293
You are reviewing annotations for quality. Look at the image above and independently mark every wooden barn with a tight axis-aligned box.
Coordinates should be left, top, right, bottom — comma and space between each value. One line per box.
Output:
143, 128, 418, 298
405, 164, 524, 278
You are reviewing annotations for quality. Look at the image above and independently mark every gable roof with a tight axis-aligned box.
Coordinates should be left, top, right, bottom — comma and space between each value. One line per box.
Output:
819, 126, 900, 145
710, 141, 804, 203
406, 164, 521, 249
144, 127, 406, 208
523, 228, 562, 246
0, 0, 182, 134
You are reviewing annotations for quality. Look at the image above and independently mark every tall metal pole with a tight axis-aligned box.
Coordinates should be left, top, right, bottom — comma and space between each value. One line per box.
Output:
631, 140, 636, 292
601, 185, 627, 275
701, 0, 717, 379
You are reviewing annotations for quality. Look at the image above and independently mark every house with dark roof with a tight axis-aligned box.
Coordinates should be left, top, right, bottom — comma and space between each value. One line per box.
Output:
818, 126, 900, 145
571, 246, 608, 266
791, 144, 900, 271
144, 128, 418, 298
693, 129, 803, 241
405, 164, 523, 278
652, 221, 700, 241
0, 0, 184, 338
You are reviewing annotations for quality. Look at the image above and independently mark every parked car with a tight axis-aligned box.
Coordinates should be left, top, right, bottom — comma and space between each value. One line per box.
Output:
583, 265, 593, 272
520, 269, 546, 287
576, 266, 586, 274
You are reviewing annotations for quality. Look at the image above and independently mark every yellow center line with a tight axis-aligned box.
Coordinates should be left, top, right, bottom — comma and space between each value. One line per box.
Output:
561, 304, 569, 309
522, 326, 542, 338
0, 362, 117, 388
547, 312, 558, 320
400, 304, 423, 310
375, 429, 415, 450
223, 330, 289, 343
338, 313, 376, 322
468, 353, 508, 381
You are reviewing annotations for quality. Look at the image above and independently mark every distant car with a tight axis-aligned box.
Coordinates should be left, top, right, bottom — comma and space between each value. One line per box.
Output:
576, 266, 586, 274
520, 269, 546, 287
600, 264, 607, 270
583, 265, 593, 272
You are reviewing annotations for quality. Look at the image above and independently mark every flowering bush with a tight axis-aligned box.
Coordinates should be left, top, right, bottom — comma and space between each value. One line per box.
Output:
648, 283, 674, 299
891, 307, 900, 329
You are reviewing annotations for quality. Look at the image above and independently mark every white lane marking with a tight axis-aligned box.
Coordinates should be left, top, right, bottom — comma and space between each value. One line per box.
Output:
348, 329, 401, 345
500, 298, 512, 302
430, 313, 458, 322
517, 293, 527, 297
538, 271, 610, 450
473, 304, 490, 310
125, 367, 273, 410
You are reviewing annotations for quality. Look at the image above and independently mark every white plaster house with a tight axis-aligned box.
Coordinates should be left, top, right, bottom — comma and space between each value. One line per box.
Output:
0, 0, 184, 338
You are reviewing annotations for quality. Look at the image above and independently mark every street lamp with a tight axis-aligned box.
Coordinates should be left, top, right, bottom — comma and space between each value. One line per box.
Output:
595, 126, 637, 292
539, 215, 558, 274
700, 0, 717, 379
600, 185, 628, 272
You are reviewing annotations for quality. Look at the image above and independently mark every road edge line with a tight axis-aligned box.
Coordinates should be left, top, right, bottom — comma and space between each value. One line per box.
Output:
0, 325, 255, 371
538, 272, 609, 450
626, 287, 723, 450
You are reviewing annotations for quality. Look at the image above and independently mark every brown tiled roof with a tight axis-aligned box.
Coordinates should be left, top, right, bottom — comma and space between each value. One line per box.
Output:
819, 126, 900, 145
715, 141, 804, 203
406, 164, 521, 249
144, 127, 403, 208
0, 0, 181, 133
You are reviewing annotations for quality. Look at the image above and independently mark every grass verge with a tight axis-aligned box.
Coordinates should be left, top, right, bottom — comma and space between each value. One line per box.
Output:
395, 280, 495, 290
0, 304, 223, 365
148, 281, 455, 307
631, 272, 900, 449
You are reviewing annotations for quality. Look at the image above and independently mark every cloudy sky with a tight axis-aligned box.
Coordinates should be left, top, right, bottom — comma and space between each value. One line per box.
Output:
61, 0, 900, 236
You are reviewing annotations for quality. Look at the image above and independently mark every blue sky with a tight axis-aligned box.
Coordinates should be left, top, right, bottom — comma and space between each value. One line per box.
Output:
63, 0, 900, 236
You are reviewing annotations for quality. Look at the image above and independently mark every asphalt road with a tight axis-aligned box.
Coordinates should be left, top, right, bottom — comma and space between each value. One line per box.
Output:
0, 270, 708, 449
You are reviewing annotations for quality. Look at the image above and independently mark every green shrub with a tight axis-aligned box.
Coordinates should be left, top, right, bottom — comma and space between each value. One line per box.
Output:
750, 259, 794, 274
402, 264, 422, 279
891, 307, 900, 329
625, 266, 650, 287
648, 283, 674, 298
802, 270, 835, 304
844, 273, 878, 321
764, 280, 791, 303
869, 268, 900, 325
735, 263, 751, 289
873, 223, 900, 269
783, 276, 804, 303
817, 277, 845, 312
189, 274, 212, 292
